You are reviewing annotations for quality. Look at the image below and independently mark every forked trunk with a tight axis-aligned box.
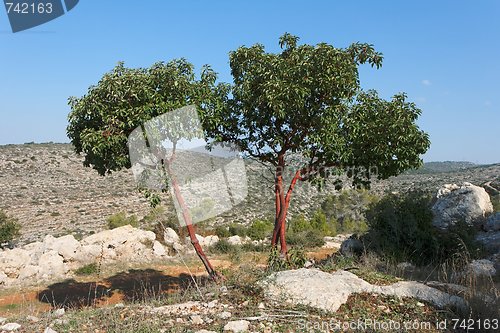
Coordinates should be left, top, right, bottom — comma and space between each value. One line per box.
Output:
271, 156, 302, 256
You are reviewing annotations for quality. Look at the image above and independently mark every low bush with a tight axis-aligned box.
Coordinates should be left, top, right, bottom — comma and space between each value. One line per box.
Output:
0, 210, 21, 245
287, 229, 325, 248
286, 212, 328, 248
362, 191, 483, 266
214, 225, 231, 238
228, 223, 248, 237
210, 239, 237, 254
247, 218, 274, 240
267, 246, 307, 271
74, 263, 99, 276
321, 189, 377, 232
106, 212, 139, 229
491, 194, 500, 212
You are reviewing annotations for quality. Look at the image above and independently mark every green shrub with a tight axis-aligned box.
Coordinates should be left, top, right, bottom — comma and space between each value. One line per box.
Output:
0, 210, 21, 244
321, 189, 377, 232
107, 212, 139, 229
75, 263, 99, 276
310, 210, 335, 236
247, 218, 274, 240
267, 246, 307, 271
287, 229, 325, 248
491, 194, 500, 212
228, 223, 247, 237
341, 217, 368, 234
286, 212, 329, 248
214, 225, 231, 238
362, 191, 482, 266
290, 214, 310, 233
210, 239, 237, 254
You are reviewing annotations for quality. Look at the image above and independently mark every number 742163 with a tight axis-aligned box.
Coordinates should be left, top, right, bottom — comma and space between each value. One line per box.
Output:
5, 2, 54, 14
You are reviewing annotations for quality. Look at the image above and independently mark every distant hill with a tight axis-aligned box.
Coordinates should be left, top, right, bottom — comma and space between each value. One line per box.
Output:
404, 161, 478, 174
1, 143, 499, 245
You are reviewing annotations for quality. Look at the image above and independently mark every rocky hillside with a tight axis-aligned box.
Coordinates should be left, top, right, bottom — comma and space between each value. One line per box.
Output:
1, 143, 499, 245
404, 161, 478, 174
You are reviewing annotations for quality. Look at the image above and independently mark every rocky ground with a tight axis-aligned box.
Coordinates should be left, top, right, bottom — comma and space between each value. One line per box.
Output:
1, 143, 499, 246
0, 233, 480, 333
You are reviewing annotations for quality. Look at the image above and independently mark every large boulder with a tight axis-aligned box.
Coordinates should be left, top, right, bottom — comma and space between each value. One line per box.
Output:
339, 237, 363, 257
485, 213, 500, 231
37, 250, 68, 280
0, 248, 31, 278
0, 225, 173, 287
42, 234, 81, 262
163, 227, 181, 245
81, 225, 157, 262
260, 268, 467, 313
432, 182, 493, 229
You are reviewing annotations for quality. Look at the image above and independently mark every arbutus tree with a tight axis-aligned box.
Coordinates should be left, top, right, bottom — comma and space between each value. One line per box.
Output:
67, 60, 229, 280
203, 33, 430, 256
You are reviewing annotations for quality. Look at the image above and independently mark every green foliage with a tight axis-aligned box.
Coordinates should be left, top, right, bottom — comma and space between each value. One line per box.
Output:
342, 218, 369, 234
267, 246, 307, 272
67, 59, 228, 176
287, 229, 325, 248
210, 239, 237, 254
491, 194, 500, 212
214, 225, 231, 238
286, 212, 330, 248
205, 33, 429, 189
289, 214, 309, 233
106, 212, 139, 230
228, 223, 247, 237
74, 263, 99, 276
321, 189, 376, 233
309, 210, 332, 235
0, 210, 21, 244
247, 218, 274, 240
362, 191, 482, 265
319, 253, 357, 272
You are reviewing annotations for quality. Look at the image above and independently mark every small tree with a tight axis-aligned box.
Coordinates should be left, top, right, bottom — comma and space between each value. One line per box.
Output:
204, 33, 430, 255
67, 60, 228, 280
0, 210, 21, 246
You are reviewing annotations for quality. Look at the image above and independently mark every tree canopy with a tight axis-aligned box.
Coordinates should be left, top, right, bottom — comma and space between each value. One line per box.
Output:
205, 33, 429, 185
67, 59, 228, 176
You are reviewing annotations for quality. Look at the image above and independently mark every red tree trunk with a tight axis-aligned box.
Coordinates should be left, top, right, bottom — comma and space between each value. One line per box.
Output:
170, 178, 219, 280
165, 155, 219, 281
271, 156, 302, 256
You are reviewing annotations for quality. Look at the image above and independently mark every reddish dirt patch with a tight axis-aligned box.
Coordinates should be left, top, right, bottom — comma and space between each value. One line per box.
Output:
0, 261, 232, 317
307, 247, 337, 261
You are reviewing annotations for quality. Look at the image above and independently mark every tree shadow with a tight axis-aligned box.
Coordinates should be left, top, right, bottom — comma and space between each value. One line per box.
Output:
37, 279, 110, 309
37, 269, 211, 309
104, 269, 209, 303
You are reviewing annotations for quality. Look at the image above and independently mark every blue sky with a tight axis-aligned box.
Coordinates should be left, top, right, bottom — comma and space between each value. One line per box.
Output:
0, 0, 499, 163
